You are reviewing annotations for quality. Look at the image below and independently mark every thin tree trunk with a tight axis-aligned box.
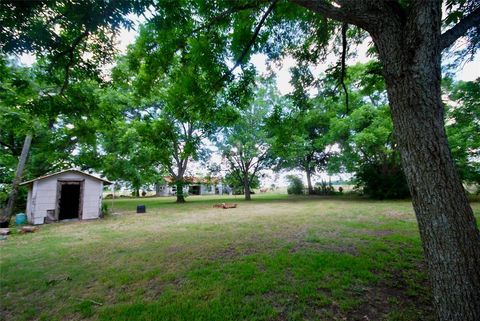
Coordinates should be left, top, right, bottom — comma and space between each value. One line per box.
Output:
2, 134, 32, 223
372, 5, 480, 319
244, 173, 251, 201
306, 168, 314, 195
176, 180, 186, 203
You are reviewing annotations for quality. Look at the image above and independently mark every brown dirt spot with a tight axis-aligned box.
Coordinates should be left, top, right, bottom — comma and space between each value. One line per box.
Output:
142, 277, 186, 300
346, 281, 433, 321
307, 278, 433, 321
208, 243, 259, 261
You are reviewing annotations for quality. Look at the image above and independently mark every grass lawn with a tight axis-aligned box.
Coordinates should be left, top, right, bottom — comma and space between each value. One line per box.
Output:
1, 194, 479, 321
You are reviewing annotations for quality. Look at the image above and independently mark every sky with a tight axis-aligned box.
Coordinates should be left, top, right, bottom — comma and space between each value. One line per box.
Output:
17, 17, 480, 188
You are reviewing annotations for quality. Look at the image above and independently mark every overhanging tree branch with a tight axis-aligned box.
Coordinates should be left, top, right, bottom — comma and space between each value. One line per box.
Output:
340, 22, 349, 114
289, 0, 376, 28
223, 0, 278, 80
441, 6, 480, 50
54, 30, 90, 95
52, 30, 90, 62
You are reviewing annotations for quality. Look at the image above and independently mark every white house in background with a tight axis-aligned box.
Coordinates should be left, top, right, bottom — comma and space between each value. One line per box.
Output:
155, 176, 224, 196
20, 169, 111, 225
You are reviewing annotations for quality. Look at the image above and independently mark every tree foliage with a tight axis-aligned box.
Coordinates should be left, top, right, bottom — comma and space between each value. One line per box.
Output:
444, 78, 480, 185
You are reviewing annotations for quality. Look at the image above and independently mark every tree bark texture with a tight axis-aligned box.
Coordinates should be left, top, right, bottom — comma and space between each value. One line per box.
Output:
2, 134, 32, 223
369, 3, 480, 320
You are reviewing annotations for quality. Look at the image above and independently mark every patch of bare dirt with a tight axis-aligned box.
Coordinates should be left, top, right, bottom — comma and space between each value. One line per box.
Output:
142, 277, 186, 300
258, 263, 432, 321
344, 281, 433, 321
208, 243, 260, 261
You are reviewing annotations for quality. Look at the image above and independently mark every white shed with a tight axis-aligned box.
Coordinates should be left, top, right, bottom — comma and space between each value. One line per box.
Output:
19, 169, 111, 225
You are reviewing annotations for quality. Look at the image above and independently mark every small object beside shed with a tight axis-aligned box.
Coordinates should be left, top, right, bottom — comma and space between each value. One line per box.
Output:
20, 226, 39, 233
15, 213, 27, 225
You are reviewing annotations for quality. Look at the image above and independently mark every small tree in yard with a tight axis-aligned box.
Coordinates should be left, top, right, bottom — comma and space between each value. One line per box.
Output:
218, 78, 276, 201
286, 175, 304, 195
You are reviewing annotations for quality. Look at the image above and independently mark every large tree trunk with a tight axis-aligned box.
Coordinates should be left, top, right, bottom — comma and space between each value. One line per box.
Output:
243, 173, 251, 201
285, 1, 479, 316
1, 134, 32, 223
371, 3, 480, 320
173, 159, 188, 203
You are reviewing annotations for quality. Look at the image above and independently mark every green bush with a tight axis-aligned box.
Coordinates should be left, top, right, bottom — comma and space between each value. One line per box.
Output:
286, 175, 304, 195
313, 181, 335, 195
101, 202, 110, 217
355, 161, 410, 199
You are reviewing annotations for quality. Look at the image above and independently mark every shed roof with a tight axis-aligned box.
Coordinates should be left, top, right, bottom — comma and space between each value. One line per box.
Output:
19, 169, 112, 186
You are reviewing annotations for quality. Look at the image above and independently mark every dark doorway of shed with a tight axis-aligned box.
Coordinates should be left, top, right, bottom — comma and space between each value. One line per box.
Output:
59, 184, 81, 220
189, 185, 200, 195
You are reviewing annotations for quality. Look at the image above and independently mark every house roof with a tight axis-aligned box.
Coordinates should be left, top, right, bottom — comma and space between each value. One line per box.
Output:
163, 176, 220, 184
19, 169, 112, 186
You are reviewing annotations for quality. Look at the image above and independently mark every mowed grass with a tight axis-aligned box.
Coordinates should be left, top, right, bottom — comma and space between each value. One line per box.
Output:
1, 194, 479, 321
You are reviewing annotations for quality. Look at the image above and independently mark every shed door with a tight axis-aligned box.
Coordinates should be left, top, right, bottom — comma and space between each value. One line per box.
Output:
57, 181, 84, 220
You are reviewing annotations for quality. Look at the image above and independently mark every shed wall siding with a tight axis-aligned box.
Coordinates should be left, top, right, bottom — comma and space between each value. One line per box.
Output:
26, 187, 32, 223
82, 178, 103, 219
31, 178, 57, 224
